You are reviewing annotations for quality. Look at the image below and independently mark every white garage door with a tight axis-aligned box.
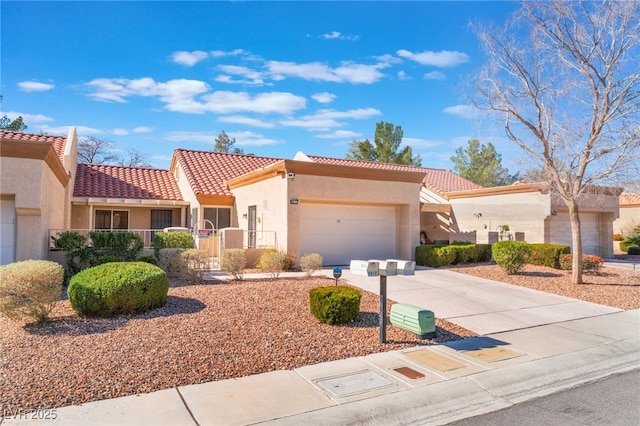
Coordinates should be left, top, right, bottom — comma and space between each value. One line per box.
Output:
549, 213, 599, 255
1, 198, 16, 265
299, 203, 396, 266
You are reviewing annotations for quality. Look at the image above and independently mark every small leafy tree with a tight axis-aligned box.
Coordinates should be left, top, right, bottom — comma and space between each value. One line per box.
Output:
0, 115, 27, 132
214, 130, 244, 154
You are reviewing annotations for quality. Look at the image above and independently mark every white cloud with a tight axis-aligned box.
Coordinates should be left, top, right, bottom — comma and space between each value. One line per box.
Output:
228, 131, 284, 147
218, 115, 276, 128
17, 81, 55, 92
210, 49, 246, 58
315, 130, 362, 139
86, 77, 306, 116
311, 92, 336, 104
165, 131, 216, 143
423, 71, 447, 80
170, 50, 208, 66
202, 91, 306, 115
112, 128, 129, 136
402, 137, 444, 149
39, 125, 103, 136
215, 65, 265, 85
3, 111, 54, 123
280, 108, 381, 131
397, 71, 410, 80
132, 126, 154, 133
320, 31, 359, 41
397, 49, 470, 67
266, 60, 384, 84
443, 104, 482, 119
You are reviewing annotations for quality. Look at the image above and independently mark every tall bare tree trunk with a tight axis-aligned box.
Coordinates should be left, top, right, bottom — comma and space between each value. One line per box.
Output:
566, 199, 583, 284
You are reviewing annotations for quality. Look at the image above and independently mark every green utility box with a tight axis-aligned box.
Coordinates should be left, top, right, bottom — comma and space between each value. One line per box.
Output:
389, 303, 436, 339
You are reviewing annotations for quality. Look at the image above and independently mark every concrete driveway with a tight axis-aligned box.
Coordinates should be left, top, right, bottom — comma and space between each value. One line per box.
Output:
334, 267, 621, 335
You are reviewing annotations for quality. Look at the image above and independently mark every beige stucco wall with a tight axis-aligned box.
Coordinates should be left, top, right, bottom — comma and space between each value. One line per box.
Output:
613, 205, 639, 236
450, 190, 552, 244
231, 173, 421, 261
0, 157, 67, 261
230, 173, 289, 251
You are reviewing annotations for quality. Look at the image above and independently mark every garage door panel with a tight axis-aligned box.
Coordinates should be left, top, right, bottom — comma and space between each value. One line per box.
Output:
300, 204, 396, 266
550, 213, 599, 255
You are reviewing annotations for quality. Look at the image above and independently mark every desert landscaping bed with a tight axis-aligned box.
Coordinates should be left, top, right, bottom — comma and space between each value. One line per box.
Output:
2, 264, 638, 413
0, 276, 474, 412
446, 263, 640, 310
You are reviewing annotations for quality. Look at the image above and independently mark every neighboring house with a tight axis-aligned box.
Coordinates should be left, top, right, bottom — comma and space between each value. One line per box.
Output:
296, 153, 482, 243
70, 163, 189, 246
0, 128, 78, 265
613, 192, 640, 237
446, 183, 622, 258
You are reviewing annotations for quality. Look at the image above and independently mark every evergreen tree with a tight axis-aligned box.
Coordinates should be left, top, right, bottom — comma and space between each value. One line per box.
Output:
346, 121, 421, 166
450, 139, 519, 187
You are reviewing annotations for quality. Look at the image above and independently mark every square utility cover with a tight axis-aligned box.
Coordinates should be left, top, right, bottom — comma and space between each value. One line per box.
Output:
315, 370, 394, 397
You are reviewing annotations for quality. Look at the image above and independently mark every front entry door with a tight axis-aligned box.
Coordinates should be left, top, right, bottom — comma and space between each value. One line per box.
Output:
248, 205, 257, 248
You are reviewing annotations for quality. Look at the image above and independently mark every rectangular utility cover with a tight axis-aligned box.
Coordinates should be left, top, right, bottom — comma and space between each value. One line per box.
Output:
350, 260, 379, 277
390, 303, 436, 339
387, 259, 415, 275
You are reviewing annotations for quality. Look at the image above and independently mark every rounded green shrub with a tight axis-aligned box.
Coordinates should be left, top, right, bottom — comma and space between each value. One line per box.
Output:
559, 254, 604, 272
492, 241, 532, 275
309, 285, 361, 325
68, 262, 169, 317
0, 260, 64, 323
626, 246, 640, 255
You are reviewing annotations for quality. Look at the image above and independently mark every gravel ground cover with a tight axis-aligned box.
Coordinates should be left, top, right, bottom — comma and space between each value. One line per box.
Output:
0, 276, 473, 412
2, 264, 638, 412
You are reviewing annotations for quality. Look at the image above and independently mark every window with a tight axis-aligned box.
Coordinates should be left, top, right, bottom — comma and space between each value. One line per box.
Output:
203, 207, 231, 231
94, 210, 129, 230
151, 210, 173, 230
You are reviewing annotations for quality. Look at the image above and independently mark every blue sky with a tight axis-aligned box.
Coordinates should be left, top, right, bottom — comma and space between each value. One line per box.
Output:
2, 1, 520, 171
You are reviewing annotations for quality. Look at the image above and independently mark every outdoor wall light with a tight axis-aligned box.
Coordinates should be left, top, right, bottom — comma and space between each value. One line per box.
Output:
474, 212, 482, 218
242, 213, 247, 219
551, 210, 557, 215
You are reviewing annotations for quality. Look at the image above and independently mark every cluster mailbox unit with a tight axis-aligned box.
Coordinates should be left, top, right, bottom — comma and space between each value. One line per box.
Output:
348, 259, 434, 342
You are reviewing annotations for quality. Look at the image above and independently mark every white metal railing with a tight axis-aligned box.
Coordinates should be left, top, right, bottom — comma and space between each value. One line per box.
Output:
49, 229, 170, 249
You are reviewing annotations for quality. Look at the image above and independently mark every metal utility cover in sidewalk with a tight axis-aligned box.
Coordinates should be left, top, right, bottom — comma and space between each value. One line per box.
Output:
315, 370, 394, 397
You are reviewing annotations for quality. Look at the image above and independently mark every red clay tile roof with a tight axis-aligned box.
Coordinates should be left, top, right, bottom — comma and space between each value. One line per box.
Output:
0, 130, 67, 162
74, 163, 183, 200
305, 155, 482, 195
174, 149, 281, 196
620, 192, 640, 206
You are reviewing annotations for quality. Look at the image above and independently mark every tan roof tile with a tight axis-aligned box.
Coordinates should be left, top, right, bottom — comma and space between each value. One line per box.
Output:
306, 155, 482, 195
0, 130, 67, 162
74, 163, 183, 200
620, 192, 640, 206
174, 149, 281, 196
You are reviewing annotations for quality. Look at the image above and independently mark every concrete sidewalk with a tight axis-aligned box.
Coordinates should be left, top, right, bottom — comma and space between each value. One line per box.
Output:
3, 269, 638, 426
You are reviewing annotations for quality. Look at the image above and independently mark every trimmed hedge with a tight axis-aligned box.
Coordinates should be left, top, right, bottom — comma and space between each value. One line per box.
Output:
152, 232, 194, 258
68, 262, 169, 317
626, 246, 640, 255
309, 286, 361, 325
528, 244, 571, 269
415, 243, 492, 268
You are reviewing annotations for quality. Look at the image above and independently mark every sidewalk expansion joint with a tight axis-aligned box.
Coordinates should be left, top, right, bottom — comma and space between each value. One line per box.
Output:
175, 387, 201, 426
